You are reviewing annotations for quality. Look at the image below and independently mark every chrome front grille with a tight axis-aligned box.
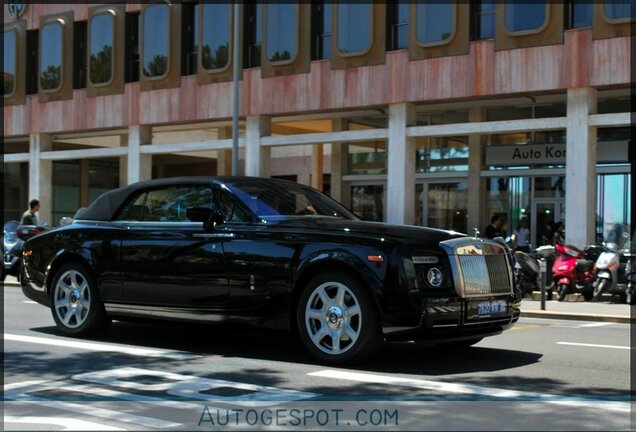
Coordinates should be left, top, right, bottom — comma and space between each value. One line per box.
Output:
440, 238, 514, 298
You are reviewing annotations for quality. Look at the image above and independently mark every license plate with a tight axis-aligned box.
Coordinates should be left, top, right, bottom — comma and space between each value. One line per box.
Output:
475, 300, 508, 316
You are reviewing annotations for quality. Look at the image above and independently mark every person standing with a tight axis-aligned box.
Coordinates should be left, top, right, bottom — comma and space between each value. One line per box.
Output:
484, 215, 502, 239
20, 199, 40, 226
514, 218, 530, 252
553, 221, 565, 245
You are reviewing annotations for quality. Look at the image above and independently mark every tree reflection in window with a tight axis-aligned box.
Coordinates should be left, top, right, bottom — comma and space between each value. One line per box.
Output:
604, 2, 635, 20
3, 30, 16, 96
266, 4, 298, 62
89, 13, 114, 84
416, 3, 454, 45
40, 22, 63, 90
142, 4, 169, 78
201, 3, 230, 70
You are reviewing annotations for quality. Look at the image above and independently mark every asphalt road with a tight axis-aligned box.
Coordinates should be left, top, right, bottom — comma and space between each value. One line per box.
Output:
3, 285, 633, 431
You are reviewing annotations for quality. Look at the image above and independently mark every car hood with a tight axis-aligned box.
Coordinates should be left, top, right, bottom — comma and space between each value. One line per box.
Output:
273, 218, 466, 247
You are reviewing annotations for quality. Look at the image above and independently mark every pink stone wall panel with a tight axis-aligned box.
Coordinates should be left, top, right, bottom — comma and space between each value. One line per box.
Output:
470, 40, 495, 96
591, 37, 630, 87
495, 45, 564, 94
386, 51, 408, 103
3, 101, 30, 137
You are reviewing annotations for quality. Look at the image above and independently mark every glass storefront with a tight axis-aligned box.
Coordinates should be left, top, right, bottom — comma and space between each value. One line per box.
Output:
417, 182, 467, 233
351, 185, 384, 222
3, 163, 29, 222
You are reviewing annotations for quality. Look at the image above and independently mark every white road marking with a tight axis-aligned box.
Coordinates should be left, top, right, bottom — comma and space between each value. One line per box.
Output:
557, 341, 631, 350
4, 416, 123, 431
22, 300, 38, 304
308, 370, 630, 413
4, 333, 200, 360
578, 322, 613, 328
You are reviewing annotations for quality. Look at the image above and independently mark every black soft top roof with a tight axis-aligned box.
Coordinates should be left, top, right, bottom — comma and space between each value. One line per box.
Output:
73, 176, 300, 221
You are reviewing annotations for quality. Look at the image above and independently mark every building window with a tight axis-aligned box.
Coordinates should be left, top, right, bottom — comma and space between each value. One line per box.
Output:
566, 1, 593, 28
336, 4, 372, 55
89, 13, 114, 85
416, 137, 469, 173
387, 1, 408, 50
26, 30, 39, 94
504, 1, 547, 33
52, 161, 81, 224
416, 2, 455, 45
142, 4, 169, 78
201, 3, 230, 71
311, 2, 332, 60
417, 182, 468, 233
351, 185, 384, 222
181, 2, 198, 76
348, 142, 387, 175
266, 4, 298, 63
125, 12, 140, 83
603, 2, 635, 21
472, 1, 496, 39
3, 30, 16, 96
244, 3, 262, 68
73, 21, 87, 89
40, 22, 63, 91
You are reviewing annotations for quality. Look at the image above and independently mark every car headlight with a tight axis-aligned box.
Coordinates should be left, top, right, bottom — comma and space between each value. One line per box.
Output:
427, 267, 443, 288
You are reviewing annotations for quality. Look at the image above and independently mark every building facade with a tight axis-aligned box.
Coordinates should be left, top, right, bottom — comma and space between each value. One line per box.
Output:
3, 2, 632, 248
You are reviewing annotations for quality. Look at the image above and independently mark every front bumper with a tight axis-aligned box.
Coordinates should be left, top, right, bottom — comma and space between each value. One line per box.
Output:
384, 296, 520, 342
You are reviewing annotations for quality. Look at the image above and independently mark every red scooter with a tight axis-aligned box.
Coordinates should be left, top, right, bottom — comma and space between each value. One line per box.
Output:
552, 243, 595, 301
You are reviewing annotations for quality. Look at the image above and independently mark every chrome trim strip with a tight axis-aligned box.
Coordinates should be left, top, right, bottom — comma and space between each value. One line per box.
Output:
192, 233, 236, 239
104, 303, 227, 322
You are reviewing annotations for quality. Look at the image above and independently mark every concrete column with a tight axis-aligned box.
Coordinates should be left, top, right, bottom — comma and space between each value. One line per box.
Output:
245, 115, 271, 177
467, 108, 487, 235
387, 103, 417, 225
565, 87, 597, 248
311, 144, 324, 191
28, 133, 52, 225
119, 135, 128, 187
330, 118, 350, 205
216, 127, 233, 176
127, 125, 152, 184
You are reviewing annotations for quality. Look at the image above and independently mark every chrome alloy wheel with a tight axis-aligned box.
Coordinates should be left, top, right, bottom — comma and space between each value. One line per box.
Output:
53, 270, 91, 329
305, 282, 362, 355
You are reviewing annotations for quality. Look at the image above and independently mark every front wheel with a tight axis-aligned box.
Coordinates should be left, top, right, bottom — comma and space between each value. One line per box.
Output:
297, 271, 382, 364
50, 263, 110, 336
593, 279, 608, 301
557, 283, 569, 302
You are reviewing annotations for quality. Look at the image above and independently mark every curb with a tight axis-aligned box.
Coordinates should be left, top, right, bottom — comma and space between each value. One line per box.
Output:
521, 310, 631, 324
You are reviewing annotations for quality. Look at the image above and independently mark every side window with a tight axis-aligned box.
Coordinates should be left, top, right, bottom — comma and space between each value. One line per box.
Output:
219, 192, 251, 223
143, 186, 212, 222
116, 192, 148, 221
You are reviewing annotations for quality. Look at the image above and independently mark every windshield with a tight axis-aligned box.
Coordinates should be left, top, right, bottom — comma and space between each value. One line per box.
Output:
3, 220, 19, 242
225, 180, 358, 222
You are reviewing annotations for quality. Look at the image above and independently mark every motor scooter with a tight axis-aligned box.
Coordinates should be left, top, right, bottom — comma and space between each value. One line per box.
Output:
592, 242, 629, 301
625, 257, 636, 305
552, 243, 595, 301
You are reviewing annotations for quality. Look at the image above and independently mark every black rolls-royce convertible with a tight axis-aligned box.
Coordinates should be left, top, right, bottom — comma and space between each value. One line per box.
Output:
21, 177, 520, 363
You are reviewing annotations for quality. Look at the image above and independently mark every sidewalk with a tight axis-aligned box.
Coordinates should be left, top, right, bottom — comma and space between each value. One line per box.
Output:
3, 276, 631, 323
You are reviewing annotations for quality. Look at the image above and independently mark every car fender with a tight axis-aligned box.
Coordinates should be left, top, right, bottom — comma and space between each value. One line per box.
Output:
44, 248, 95, 293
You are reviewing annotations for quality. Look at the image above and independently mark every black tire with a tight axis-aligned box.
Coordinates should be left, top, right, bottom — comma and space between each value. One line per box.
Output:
49, 263, 110, 336
593, 279, 607, 301
557, 283, 568, 302
296, 271, 382, 364
582, 290, 594, 302
438, 338, 483, 350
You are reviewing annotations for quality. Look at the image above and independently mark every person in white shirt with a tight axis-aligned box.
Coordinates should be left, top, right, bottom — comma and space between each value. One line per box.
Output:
514, 218, 530, 252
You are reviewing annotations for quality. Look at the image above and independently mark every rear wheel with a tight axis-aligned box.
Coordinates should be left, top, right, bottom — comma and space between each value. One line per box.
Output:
297, 271, 382, 364
50, 263, 110, 336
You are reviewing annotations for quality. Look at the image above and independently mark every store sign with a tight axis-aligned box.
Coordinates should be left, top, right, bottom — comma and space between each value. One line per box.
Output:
7, 1, 26, 19
486, 141, 628, 166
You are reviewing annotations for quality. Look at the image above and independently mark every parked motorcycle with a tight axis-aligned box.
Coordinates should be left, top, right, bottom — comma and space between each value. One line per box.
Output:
592, 243, 629, 301
3, 221, 47, 282
552, 243, 596, 301
625, 257, 636, 305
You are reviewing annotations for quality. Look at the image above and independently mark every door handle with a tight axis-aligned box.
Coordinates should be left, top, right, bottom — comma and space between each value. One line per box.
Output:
192, 233, 236, 239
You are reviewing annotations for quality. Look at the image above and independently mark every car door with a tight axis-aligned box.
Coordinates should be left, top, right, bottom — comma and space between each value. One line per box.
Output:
117, 184, 230, 309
